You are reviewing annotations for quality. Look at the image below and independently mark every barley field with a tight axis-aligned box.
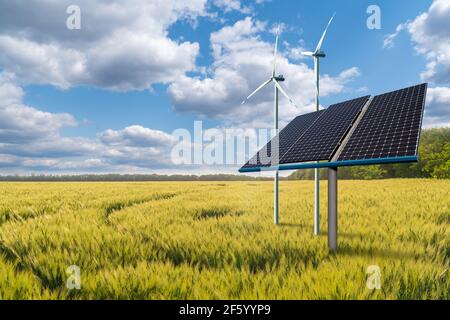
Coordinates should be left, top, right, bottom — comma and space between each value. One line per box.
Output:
0, 180, 448, 300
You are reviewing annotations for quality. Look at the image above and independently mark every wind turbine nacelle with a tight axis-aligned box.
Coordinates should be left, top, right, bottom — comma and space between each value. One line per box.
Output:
274, 75, 285, 82
315, 51, 326, 58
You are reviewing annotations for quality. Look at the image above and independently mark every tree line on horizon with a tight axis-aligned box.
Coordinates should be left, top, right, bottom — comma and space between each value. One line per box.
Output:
0, 128, 448, 181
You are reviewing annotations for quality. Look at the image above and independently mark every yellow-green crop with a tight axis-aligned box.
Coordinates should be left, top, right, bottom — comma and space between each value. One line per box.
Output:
0, 180, 448, 299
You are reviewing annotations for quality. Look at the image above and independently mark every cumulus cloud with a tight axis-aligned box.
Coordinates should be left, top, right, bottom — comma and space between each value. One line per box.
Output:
424, 86, 450, 127
0, 75, 182, 172
0, 35, 88, 89
0, 74, 105, 167
0, 1, 395, 173
383, 0, 450, 127
384, 0, 450, 84
212, 0, 252, 14
0, 0, 207, 90
0, 74, 77, 144
168, 17, 361, 127
383, 23, 407, 49
284, 40, 308, 61
99, 125, 176, 147
0, 72, 259, 174
408, 0, 450, 84
87, 31, 199, 91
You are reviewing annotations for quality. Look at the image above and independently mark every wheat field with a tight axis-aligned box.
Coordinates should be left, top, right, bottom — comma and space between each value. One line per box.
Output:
0, 180, 448, 299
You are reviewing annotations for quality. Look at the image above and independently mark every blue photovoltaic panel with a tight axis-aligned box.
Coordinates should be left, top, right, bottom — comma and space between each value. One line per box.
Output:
279, 96, 370, 164
242, 110, 323, 169
338, 84, 427, 161
239, 84, 427, 173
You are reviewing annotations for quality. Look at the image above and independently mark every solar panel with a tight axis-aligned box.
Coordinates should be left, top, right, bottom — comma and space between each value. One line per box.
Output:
338, 84, 427, 161
242, 110, 323, 169
280, 96, 370, 164
239, 84, 427, 173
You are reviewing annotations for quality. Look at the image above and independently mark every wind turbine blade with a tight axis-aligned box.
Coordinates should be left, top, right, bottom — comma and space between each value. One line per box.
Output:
272, 32, 279, 77
301, 51, 314, 57
241, 78, 272, 104
315, 13, 335, 54
273, 80, 298, 108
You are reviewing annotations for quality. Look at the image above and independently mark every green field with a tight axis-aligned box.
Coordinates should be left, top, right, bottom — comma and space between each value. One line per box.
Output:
0, 180, 448, 299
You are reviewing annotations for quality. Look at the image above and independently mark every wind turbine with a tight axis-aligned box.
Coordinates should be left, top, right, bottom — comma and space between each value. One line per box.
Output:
241, 31, 298, 225
301, 13, 336, 236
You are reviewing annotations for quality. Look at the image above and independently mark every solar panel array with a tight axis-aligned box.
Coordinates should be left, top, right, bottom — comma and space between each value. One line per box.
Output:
240, 83, 427, 172
338, 84, 427, 161
280, 96, 369, 164
243, 110, 323, 168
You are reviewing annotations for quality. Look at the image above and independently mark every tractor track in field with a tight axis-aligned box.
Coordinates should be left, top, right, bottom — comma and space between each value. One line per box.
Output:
0, 192, 181, 292
102, 192, 177, 226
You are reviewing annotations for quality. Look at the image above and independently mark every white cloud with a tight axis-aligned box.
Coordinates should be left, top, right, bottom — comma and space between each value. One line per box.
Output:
0, 75, 179, 172
408, 0, 450, 84
356, 86, 369, 93
383, 23, 407, 49
384, 0, 450, 84
0, 74, 77, 144
337, 67, 361, 82
0, 74, 107, 173
0, 35, 88, 89
21, 158, 108, 171
423, 86, 450, 127
382, 0, 450, 128
168, 17, 361, 128
86, 31, 199, 91
0, 2, 367, 174
99, 125, 176, 148
284, 40, 308, 61
0, 74, 258, 174
209, 16, 266, 59
212, 0, 252, 14
0, 137, 99, 159
0, 0, 207, 90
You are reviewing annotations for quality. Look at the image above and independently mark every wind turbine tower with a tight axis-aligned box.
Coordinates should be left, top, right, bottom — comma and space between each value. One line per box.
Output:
301, 13, 336, 236
242, 31, 298, 225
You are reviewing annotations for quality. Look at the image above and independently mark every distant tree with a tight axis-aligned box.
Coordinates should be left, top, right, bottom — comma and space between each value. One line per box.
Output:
348, 165, 387, 180
428, 144, 450, 179
417, 128, 450, 179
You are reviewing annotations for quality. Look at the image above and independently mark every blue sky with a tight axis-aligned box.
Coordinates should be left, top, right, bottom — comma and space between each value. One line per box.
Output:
0, 0, 448, 174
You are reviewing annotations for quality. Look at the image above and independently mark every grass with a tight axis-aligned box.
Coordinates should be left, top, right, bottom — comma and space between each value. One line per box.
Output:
0, 180, 448, 299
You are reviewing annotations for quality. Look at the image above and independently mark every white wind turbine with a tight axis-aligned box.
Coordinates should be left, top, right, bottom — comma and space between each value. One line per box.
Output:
301, 13, 336, 236
241, 31, 298, 225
